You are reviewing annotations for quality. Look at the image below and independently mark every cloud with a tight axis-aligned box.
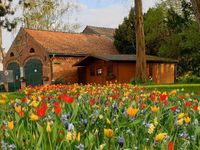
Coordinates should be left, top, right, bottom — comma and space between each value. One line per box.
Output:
77, 3, 130, 29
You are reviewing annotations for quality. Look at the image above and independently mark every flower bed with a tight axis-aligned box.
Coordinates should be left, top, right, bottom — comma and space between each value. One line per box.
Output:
0, 83, 200, 149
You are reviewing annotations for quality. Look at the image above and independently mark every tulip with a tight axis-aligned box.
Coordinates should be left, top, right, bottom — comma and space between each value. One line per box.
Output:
46, 122, 51, 133
0, 100, 6, 104
8, 121, 14, 130
127, 107, 139, 117
155, 133, 167, 142
151, 106, 159, 113
104, 128, 114, 138
30, 113, 39, 121
184, 117, 191, 124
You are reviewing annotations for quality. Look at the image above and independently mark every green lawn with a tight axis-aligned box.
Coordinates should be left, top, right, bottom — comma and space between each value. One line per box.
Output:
144, 84, 200, 93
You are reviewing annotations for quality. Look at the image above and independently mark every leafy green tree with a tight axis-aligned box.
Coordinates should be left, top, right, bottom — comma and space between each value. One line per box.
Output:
144, 6, 168, 55
19, 0, 80, 32
0, 0, 18, 59
114, 8, 136, 54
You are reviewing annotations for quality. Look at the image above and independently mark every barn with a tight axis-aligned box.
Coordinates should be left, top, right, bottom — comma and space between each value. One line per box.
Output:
3, 28, 118, 91
74, 55, 178, 84
3, 27, 178, 91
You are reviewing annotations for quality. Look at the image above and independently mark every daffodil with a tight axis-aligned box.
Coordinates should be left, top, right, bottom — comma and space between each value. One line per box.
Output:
155, 133, 167, 142
30, 113, 39, 121
148, 124, 155, 134
8, 121, 14, 130
104, 128, 114, 138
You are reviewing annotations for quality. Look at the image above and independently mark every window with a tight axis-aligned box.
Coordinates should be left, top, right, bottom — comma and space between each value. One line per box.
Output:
10, 52, 14, 57
107, 64, 113, 76
30, 48, 35, 53
96, 68, 102, 76
90, 66, 95, 76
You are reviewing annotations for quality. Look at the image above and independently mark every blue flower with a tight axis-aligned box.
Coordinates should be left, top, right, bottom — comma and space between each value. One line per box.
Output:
118, 137, 124, 147
65, 121, 69, 130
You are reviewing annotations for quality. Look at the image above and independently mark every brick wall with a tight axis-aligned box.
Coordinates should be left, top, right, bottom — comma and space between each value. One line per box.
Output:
52, 57, 83, 83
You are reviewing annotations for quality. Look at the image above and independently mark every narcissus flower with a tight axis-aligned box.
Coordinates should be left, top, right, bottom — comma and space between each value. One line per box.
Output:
155, 133, 167, 142
30, 113, 39, 121
104, 128, 114, 138
151, 106, 159, 113
127, 107, 139, 117
8, 121, 14, 130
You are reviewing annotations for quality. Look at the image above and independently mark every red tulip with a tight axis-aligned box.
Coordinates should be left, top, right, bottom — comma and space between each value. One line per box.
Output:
90, 99, 95, 106
55, 107, 62, 116
168, 141, 174, 150
184, 102, 192, 107
170, 106, 177, 111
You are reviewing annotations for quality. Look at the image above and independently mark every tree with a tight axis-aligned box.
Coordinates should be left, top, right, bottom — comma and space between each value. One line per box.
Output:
114, 8, 136, 54
19, 0, 80, 32
135, 0, 147, 82
0, 0, 17, 59
190, 0, 200, 31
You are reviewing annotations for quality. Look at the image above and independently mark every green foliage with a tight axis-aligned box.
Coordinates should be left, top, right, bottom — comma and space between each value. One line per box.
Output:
0, 0, 17, 31
19, 0, 80, 32
114, 8, 136, 54
177, 72, 200, 83
114, 0, 200, 76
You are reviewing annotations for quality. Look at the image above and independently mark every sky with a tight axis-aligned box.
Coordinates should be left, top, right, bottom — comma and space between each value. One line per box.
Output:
2, 0, 157, 51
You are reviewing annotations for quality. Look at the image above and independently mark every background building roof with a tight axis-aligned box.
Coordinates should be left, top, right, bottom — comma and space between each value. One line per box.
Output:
82, 26, 115, 39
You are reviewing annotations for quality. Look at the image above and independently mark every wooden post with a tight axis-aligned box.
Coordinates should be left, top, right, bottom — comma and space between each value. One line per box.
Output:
135, 0, 147, 82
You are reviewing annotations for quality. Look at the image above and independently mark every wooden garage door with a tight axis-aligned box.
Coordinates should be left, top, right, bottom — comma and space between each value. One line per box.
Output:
7, 62, 21, 92
24, 59, 43, 86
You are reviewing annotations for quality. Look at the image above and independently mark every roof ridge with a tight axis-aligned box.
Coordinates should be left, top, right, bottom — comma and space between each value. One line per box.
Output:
86, 25, 115, 30
23, 27, 82, 35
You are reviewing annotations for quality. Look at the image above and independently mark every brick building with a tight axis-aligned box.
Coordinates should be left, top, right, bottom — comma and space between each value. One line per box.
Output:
3, 28, 118, 91
3, 26, 177, 91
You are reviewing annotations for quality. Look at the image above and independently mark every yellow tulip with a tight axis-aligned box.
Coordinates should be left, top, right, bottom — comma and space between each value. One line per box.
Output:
15, 105, 22, 113
0, 100, 6, 104
2, 94, 7, 99
151, 106, 159, 113
104, 128, 114, 138
178, 113, 185, 119
77, 132, 81, 142
46, 122, 51, 133
30, 113, 39, 121
8, 121, 14, 130
29, 101, 39, 108
155, 133, 167, 142
127, 107, 139, 117
184, 117, 191, 124
177, 119, 184, 125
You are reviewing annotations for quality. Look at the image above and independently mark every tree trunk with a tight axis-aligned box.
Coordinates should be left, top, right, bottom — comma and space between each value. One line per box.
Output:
0, 26, 4, 62
191, 0, 200, 31
135, 0, 147, 82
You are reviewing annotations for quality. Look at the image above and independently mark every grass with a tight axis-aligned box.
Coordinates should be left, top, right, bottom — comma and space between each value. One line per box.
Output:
144, 83, 200, 93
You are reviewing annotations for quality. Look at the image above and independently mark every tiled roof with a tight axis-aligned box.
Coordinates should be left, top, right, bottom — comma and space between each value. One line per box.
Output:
82, 26, 115, 39
74, 54, 178, 66
24, 28, 119, 55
